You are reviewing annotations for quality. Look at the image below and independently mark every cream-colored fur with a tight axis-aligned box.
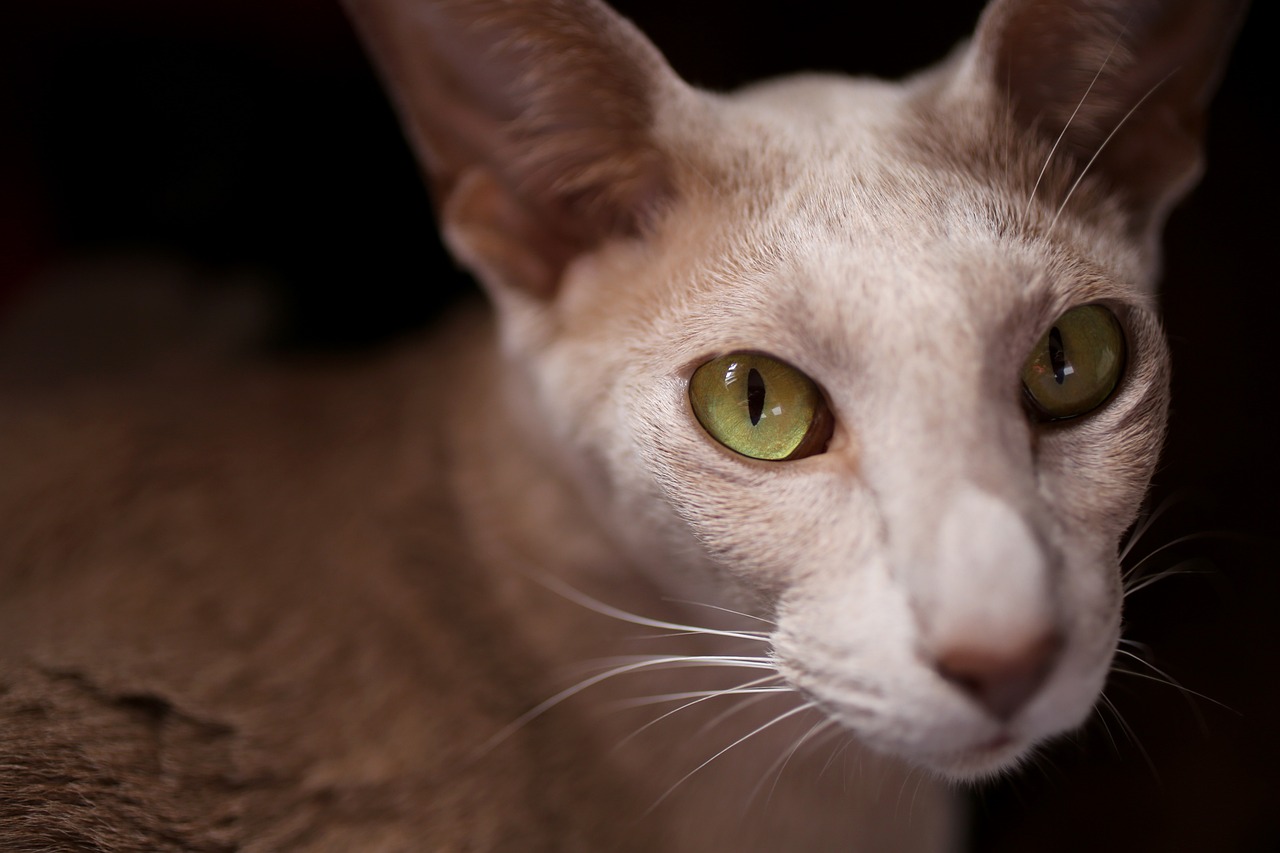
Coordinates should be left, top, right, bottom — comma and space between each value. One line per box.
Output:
0, 0, 1246, 850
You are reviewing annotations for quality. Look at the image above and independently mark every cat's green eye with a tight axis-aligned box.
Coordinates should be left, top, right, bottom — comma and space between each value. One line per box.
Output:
1021, 304, 1125, 420
689, 352, 831, 460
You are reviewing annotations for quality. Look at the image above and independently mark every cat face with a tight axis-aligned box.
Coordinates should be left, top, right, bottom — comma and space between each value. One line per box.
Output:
343, 0, 1243, 779
500, 74, 1170, 777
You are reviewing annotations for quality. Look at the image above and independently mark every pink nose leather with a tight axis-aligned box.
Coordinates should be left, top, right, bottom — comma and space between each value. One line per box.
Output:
934, 631, 1063, 720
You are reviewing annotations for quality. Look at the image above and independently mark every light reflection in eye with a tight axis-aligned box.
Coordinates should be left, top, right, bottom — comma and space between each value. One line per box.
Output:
689, 351, 832, 461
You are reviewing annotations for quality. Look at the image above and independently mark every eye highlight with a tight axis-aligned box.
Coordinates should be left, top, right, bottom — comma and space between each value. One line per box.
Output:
1021, 304, 1125, 420
689, 352, 831, 460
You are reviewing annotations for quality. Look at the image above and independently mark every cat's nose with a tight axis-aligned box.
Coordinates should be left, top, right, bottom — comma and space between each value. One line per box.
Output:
933, 630, 1062, 720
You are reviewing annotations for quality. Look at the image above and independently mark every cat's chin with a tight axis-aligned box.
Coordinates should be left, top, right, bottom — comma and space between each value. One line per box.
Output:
805, 694, 1061, 782
831, 722, 1041, 783
909, 735, 1038, 782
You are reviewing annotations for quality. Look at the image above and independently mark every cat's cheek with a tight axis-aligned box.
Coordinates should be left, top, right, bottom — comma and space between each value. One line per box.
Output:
1019, 548, 1124, 728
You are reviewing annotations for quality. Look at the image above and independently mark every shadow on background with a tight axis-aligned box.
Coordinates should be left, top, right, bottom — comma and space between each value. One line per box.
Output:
2, 1, 1276, 849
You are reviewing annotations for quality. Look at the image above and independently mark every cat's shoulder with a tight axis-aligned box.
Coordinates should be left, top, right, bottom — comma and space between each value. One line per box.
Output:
0, 300, 658, 850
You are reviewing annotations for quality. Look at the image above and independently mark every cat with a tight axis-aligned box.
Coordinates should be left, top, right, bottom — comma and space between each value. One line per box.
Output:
0, 0, 1248, 850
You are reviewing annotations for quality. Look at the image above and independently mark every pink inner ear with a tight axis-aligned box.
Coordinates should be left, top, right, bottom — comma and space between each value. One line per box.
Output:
343, 0, 683, 298
444, 169, 583, 300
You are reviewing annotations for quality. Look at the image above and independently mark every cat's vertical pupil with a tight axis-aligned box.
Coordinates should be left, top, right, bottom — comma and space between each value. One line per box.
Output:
747, 368, 766, 425
1021, 306, 1125, 420
1048, 326, 1068, 385
691, 353, 827, 461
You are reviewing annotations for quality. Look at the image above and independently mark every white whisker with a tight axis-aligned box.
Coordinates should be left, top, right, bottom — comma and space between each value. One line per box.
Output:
1112, 648, 1234, 714
646, 701, 817, 814
819, 730, 857, 780
631, 630, 735, 642
1122, 563, 1209, 597
612, 686, 791, 710
477, 654, 779, 756
1090, 703, 1122, 755
664, 598, 778, 627
613, 674, 789, 751
1096, 691, 1159, 781
695, 689, 786, 737
1024, 32, 1124, 222
1049, 70, 1176, 232
749, 717, 837, 809
1118, 490, 1196, 562
1122, 531, 1235, 584
530, 572, 770, 642
1143, 530, 1261, 577
561, 653, 774, 680
1025, 744, 1062, 786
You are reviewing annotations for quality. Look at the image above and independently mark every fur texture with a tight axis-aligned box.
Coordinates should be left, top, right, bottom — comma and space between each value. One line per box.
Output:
0, 0, 1246, 849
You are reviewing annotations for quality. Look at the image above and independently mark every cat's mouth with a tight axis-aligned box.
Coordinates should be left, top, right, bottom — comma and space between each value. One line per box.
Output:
977, 733, 1014, 751
801, 689, 1038, 781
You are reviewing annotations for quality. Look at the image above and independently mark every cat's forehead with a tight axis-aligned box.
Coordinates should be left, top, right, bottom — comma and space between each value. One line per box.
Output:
651, 75, 1144, 367
706, 67, 1134, 246
660, 216, 1045, 397
663, 159, 1031, 364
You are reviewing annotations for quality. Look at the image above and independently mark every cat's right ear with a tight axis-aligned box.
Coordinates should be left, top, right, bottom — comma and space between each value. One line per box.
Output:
342, 0, 687, 302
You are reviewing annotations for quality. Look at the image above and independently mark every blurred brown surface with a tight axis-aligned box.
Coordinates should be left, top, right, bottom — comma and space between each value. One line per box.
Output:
1, 1, 1276, 850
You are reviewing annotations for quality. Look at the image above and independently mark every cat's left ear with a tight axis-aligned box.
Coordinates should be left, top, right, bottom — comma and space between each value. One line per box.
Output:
342, 0, 689, 302
968, 0, 1249, 235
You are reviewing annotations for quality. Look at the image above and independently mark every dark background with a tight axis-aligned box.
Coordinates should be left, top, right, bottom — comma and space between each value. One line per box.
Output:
2, 1, 1276, 849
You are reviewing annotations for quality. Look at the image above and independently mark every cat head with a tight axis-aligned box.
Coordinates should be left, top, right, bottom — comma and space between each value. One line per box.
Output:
343, 0, 1245, 779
